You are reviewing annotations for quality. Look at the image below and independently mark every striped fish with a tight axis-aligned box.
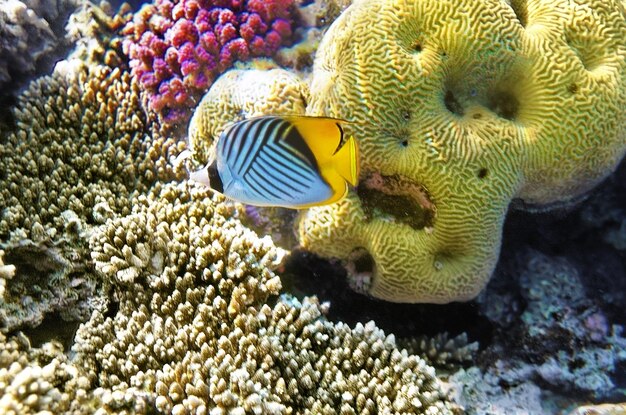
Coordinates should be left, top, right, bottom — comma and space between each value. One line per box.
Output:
189, 115, 360, 208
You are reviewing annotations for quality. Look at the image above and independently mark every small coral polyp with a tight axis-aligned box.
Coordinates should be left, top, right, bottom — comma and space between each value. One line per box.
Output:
298, 0, 626, 303
122, 0, 294, 124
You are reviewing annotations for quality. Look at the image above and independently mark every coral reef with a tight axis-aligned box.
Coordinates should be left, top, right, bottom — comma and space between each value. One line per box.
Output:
471, 249, 626, 405
0, 0, 80, 100
1, 172, 457, 414
3, 1, 625, 413
122, 0, 296, 125
45, 181, 453, 415
399, 332, 478, 369
297, 0, 626, 303
0, 61, 183, 330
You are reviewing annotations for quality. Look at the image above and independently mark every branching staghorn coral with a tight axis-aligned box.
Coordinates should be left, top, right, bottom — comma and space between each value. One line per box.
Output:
297, 0, 626, 303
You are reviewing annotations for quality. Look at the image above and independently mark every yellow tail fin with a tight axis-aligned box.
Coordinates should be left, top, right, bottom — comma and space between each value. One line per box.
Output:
332, 135, 360, 186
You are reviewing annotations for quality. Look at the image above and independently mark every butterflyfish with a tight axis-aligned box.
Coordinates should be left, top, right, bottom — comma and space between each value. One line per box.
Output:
189, 115, 360, 208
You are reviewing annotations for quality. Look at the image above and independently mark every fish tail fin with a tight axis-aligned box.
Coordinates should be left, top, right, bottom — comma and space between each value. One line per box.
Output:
331, 135, 360, 186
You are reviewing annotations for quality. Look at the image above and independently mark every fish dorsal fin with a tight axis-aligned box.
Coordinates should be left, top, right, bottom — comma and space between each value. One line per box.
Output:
285, 116, 346, 164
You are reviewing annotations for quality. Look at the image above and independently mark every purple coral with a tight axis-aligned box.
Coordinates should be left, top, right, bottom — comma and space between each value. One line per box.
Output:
122, 0, 295, 125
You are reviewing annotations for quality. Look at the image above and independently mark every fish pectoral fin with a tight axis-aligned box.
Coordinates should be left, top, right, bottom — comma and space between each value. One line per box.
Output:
330, 135, 360, 186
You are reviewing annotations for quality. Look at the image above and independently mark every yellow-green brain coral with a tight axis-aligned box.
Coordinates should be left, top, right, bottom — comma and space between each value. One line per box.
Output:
297, 0, 626, 303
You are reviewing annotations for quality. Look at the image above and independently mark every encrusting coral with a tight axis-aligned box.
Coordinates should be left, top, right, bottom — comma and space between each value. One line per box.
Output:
297, 0, 626, 303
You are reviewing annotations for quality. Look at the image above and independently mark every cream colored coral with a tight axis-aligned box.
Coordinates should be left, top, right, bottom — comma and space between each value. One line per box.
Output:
568, 403, 626, 415
187, 68, 309, 162
74, 182, 455, 414
0, 62, 183, 242
0, 61, 185, 332
298, 0, 626, 303
0, 332, 81, 414
0, 250, 16, 299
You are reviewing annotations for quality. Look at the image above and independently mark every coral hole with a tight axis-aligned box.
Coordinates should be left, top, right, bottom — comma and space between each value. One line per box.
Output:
508, 0, 528, 27
346, 247, 376, 294
444, 90, 465, 116
564, 33, 608, 72
350, 248, 375, 274
357, 172, 436, 231
487, 89, 519, 120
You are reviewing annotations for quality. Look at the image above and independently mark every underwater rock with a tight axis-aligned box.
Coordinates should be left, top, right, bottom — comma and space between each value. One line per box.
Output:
449, 366, 545, 415
0, 239, 94, 332
477, 249, 626, 401
0, 0, 80, 100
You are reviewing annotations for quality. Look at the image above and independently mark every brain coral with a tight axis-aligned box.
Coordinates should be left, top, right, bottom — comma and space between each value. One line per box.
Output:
297, 0, 626, 303
122, 0, 295, 125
